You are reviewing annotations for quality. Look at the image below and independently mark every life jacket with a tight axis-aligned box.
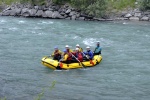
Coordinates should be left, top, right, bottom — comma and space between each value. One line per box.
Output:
76, 52, 83, 62
79, 47, 83, 52
86, 50, 93, 59
54, 50, 61, 57
67, 52, 72, 61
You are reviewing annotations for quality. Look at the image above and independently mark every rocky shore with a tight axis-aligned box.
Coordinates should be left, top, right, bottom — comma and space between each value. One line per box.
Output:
0, 3, 150, 21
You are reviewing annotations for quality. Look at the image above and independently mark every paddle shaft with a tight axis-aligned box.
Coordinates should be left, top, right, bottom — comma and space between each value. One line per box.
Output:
71, 53, 85, 68
82, 52, 94, 65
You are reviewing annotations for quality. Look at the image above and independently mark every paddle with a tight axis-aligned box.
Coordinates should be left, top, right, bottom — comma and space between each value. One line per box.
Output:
71, 53, 85, 68
44, 55, 51, 60
81, 52, 94, 66
58, 57, 63, 68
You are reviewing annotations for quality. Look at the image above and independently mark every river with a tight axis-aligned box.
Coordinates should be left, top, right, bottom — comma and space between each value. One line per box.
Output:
0, 16, 150, 100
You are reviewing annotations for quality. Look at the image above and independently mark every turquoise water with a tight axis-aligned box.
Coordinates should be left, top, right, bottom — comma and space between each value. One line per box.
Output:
0, 16, 150, 100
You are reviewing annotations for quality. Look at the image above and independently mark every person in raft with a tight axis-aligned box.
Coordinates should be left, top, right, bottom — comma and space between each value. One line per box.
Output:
83, 46, 94, 61
60, 49, 72, 64
51, 46, 62, 61
93, 41, 102, 55
75, 44, 83, 52
72, 48, 83, 62
65, 45, 73, 53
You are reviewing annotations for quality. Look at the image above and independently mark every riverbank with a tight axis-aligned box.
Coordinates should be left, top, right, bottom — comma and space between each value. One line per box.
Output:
0, 3, 150, 21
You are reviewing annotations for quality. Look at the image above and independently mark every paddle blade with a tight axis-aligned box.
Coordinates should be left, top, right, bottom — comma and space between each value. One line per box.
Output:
90, 60, 94, 66
59, 62, 63, 68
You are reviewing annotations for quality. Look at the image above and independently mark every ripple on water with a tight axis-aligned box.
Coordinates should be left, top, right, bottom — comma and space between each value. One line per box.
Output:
38, 21, 54, 25
8, 27, 18, 31
72, 36, 81, 39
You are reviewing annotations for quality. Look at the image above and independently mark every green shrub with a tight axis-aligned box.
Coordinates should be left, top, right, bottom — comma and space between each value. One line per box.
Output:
107, 0, 136, 10
86, 0, 107, 17
139, 0, 150, 10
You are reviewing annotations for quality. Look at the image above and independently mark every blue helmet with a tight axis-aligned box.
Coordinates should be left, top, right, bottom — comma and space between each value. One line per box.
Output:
63, 49, 67, 52
54, 46, 58, 50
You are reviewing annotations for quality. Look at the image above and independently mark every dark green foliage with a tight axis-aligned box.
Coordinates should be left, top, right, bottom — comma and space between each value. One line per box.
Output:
86, 0, 107, 17
140, 0, 150, 10
20, 0, 46, 5
52, 0, 70, 4
70, 0, 107, 17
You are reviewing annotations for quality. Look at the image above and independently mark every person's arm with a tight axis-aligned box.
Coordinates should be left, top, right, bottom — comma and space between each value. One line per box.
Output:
89, 52, 94, 60
62, 54, 68, 61
51, 52, 54, 57
94, 47, 96, 53
59, 50, 63, 55
83, 52, 87, 55
72, 52, 76, 55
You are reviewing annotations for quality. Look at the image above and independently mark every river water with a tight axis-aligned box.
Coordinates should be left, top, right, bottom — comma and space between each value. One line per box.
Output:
0, 16, 150, 100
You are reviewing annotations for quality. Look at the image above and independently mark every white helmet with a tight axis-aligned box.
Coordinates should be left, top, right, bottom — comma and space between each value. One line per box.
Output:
97, 41, 100, 44
76, 48, 79, 50
86, 46, 90, 49
76, 44, 80, 47
65, 45, 69, 48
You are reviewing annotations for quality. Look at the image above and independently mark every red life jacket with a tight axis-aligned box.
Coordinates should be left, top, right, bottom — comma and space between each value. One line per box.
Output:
67, 52, 72, 60
77, 52, 83, 62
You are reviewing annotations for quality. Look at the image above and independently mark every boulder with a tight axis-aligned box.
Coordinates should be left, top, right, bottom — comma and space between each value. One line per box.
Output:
65, 9, 71, 14
140, 16, 149, 21
21, 8, 30, 17
124, 13, 132, 18
115, 17, 129, 20
121, 11, 128, 17
71, 15, 76, 20
22, 12, 30, 17
21, 8, 29, 15
2, 10, 11, 16
134, 12, 142, 17
28, 9, 37, 16
48, 8, 54, 11
42, 12, 47, 18
69, 11, 76, 16
77, 17, 85, 20
35, 10, 44, 17
2, 6, 11, 12
129, 17, 139, 21
45, 10, 53, 18
65, 17, 71, 20
60, 12, 66, 16
52, 11, 63, 19
14, 8, 22, 16
16, 4, 24, 8
34, 6, 39, 10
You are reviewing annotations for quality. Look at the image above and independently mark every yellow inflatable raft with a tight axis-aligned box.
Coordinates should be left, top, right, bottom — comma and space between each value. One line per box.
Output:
41, 55, 102, 70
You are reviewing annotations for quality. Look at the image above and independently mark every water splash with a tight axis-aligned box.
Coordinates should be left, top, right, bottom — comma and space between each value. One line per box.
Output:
38, 21, 54, 25
123, 22, 128, 25
83, 38, 114, 47
0, 19, 7, 23
82, 38, 97, 47
18, 20, 26, 24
